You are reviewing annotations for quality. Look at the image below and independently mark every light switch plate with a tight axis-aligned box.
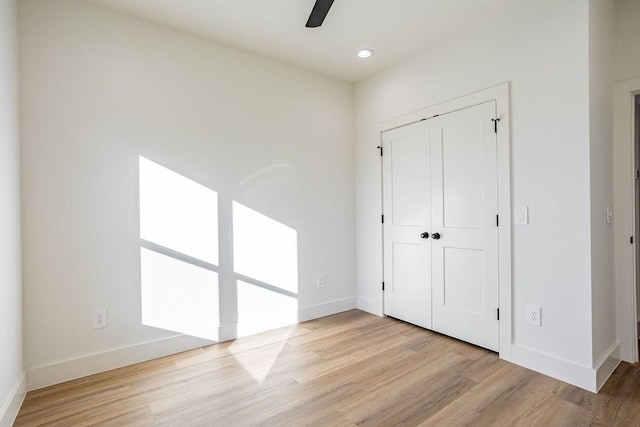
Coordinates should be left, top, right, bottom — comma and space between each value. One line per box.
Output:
514, 206, 529, 225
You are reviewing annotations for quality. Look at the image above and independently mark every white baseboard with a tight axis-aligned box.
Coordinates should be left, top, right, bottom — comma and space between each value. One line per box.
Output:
27, 335, 213, 391
511, 344, 598, 392
298, 297, 356, 322
356, 296, 382, 316
27, 298, 357, 392
511, 342, 621, 393
0, 371, 26, 427
217, 323, 237, 343
595, 341, 621, 392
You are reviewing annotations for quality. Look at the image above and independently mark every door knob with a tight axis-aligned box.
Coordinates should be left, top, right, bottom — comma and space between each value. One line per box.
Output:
420, 232, 429, 239
432, 232, 441, 240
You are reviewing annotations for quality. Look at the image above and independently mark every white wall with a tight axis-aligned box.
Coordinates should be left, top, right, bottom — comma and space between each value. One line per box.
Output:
355, 0, 596, 375
20, 0, 354, 385
615, 0, 640, 82
588, 0, 616, 367
0, 0, 25, 423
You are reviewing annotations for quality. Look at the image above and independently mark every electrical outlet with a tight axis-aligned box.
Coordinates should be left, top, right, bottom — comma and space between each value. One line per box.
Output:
92, 308, 107, 329
316, 274, 325, 288
526, 304, 541, 326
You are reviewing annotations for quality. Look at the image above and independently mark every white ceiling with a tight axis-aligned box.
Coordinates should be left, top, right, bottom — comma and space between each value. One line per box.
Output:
88, 0, 510, 82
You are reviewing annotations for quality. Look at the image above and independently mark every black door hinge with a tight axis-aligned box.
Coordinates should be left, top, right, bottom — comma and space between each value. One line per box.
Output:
496, 215, 499, 227
636, 169, 639, 180
491, 118, 501, 133
377, 146, 383, 156
497, 308, 500, 320
382, 282, 385, 291
381, 214, 384, 224
631, 236, 634, 244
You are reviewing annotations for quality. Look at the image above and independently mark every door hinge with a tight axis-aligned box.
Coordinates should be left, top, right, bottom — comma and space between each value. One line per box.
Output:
491, 118, 501, 133
377, 145, 383, 156
497, 308, 500, 320
381, 214, 384, 224
631, 236, 634, 244
636, 169, 639, 180
382, 282, 385, 291
496, 215, 499, 227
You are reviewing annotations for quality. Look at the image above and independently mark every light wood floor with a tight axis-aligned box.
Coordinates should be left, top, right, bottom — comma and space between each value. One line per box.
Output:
15, 310, 640, 426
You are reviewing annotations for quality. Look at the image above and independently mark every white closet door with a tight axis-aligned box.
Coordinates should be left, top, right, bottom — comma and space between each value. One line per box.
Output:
430, 101, 499, 351
382, 120, 432, 329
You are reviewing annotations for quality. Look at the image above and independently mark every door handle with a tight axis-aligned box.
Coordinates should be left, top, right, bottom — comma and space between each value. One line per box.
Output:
432, 232, 441, 240
420, 232, 429, 239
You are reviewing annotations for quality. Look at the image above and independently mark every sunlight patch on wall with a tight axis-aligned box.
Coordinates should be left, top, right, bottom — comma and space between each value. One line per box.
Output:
139, 156, 219, 341
141, 248, 219, 341
139, 156, 218, 265
236, 280, 298, 337
233, 201, 298, 294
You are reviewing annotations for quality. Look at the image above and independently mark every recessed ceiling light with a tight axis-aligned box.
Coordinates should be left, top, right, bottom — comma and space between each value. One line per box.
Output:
357, 49, 374, 59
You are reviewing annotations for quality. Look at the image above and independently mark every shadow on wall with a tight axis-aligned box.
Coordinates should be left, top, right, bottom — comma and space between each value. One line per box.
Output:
137, 156, 299, 342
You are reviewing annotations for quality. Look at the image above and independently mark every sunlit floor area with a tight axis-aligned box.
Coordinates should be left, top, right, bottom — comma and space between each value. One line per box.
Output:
15, 310, 640, 426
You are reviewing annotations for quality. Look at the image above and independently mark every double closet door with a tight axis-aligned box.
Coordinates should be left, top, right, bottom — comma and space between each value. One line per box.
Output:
382, 101, 499, 352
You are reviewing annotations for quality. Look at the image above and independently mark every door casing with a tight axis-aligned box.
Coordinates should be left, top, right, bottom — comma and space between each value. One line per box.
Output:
614, 76, 640, 363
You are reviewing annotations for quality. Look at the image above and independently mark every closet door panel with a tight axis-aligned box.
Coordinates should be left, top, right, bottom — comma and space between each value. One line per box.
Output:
430, 101, 499, 352
382, 121, 432, 329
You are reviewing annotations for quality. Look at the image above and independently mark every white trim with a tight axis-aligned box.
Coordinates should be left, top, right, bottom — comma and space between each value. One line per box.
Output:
356, 296, 382, 316
511, 345, 595, 392
297, 297, 356, 322
614, 76, 640, 363
511, 341, 621, 393
230, 298, 356, 339
595, 341, 621, 392
27, 301, 356, 391
27, 335, 214, 391
0, 372, 26, 427
217, 323, 237, 343
377, 83, 512, 360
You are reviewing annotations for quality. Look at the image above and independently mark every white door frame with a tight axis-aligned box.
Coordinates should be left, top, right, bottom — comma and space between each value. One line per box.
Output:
614, 76, 640, 363
378, 83, 512, 359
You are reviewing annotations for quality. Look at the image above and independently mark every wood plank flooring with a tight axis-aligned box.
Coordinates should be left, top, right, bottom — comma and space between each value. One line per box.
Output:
15, 310, 640, 426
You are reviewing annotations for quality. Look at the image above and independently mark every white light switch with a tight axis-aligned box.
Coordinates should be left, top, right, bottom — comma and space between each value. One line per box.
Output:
514, 206, 529, 225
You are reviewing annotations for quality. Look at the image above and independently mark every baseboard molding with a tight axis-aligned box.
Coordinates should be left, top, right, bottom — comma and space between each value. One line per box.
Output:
217, 323, 237, 343
356, 296, 382, 316
595, 341, 621, 392
298, 297, 356, 322
27, 298, 357, 392
0, 371, 26, 427
27, 335, 213, 391
511, 344, 598, 392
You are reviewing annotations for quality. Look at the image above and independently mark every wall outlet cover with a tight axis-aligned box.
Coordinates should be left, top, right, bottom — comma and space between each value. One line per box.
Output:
92, 308, 108, 329
526, 304, 541, 327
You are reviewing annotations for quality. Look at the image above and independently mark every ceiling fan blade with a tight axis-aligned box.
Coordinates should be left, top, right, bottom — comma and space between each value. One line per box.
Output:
305, 0, 335, 28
